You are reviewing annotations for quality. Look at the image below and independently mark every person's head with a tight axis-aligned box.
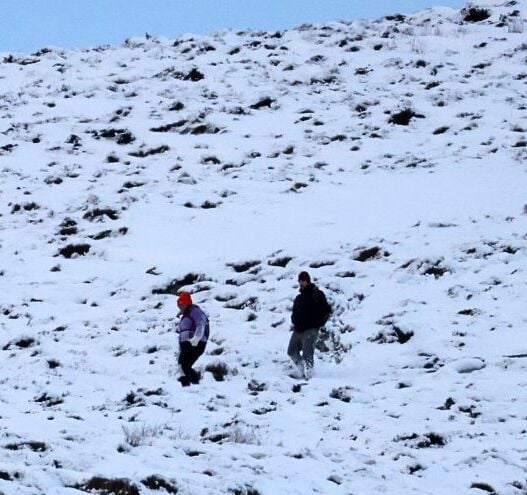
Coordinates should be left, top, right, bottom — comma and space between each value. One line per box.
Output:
177, 292, 192, 311
298, 271, 311, 289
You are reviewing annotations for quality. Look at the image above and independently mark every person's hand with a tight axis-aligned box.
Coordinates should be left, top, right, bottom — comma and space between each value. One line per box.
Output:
190, 336, 201, 347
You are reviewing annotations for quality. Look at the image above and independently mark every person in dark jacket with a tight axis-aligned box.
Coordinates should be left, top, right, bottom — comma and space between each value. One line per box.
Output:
288, 271, 331, 379
176, 292, 209, 386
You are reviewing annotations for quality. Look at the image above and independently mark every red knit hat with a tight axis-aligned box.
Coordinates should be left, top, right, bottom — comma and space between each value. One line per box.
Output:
177, 292, 192, 306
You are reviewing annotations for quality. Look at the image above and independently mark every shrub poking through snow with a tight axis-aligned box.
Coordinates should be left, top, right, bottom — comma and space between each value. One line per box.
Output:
83, 208, 119, 221
462, 7, 491, 23
73, 477, 140, 495
205, 361, 230, 381
5, 441, 48, 452
3, 337, 37, 350
141, 476, 178, 494
329, 387, 353, 403
57, 244, 91, 258
354, 246, 383, 262
388, 109, 425, 125
470, 482, 497, 494
370, 326, 414, 344
227, 260, 260, 273
120, 423, 163, 448
394, 432, 446, 448
152, 273, 204, 295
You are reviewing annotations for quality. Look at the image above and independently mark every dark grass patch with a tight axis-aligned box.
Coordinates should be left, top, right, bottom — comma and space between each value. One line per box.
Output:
388, 109, 425, 126
3, 55, 39, 65
462, 7, 491, 23
252, 406, 276, 415
309, 260, 335, 268
354, 246, 387, 262
5, 441, 48, 452
182, 68, 204, 81
57, 244, 90, 258
438, 397, 456, 410
201, 155, 221, 165
129, 145, 169, 158
169, 101, 185, 111
11, 202, 40, 213
60, 217, 77, 228
225, 297, 258, 311
93, 128, 135, 145
74, 477, 140, 495
123, 391, 146, 407
83, 208, 119, 221
59, 226, 78, 236
422, 355, 444, 373
205, 361, 229, 381
45, 176, 64, 185
7, 337, 36, 349
394, 432, 446, 448
34, 393, 63, 407
250, 97, 275, 110
186, 124, 221, 135
247, 380, 267, 393
408, 464, 425, 475
458, 308, 476, 316
141, 475, 178, 494
47, 359, 61, 369
336, 271, 356, 278
206, 432, 230, 443
470, 482, 497, 494
152, 273, 204, 295
122, 181, 145, 190
370, 326, 414, 344
329, 387, 352, 403
201, 200, 219, 209
423, 265, 449, 278
185, 450, 203, 457
89, 228, 127, 241
229, 486, 261, 495
268, 256, 292, 267
227, 260, 260, 273
150, 120, 187, 132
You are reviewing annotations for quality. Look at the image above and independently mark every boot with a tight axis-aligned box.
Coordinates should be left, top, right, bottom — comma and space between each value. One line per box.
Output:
289, 361, 305, 379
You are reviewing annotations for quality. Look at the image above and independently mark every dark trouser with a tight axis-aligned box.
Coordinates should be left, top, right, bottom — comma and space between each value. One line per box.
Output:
178, 341, 206, 386
287, 328, 319, 371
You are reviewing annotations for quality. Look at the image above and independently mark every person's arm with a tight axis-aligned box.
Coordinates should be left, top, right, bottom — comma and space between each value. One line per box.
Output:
190, 307, 207, 345
291, 296, 299, 327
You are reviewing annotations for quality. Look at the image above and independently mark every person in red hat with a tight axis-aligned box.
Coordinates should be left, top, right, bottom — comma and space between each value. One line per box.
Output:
176, 292, 209, 386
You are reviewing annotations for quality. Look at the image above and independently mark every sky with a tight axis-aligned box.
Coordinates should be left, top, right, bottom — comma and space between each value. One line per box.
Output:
1, 0, 466, 54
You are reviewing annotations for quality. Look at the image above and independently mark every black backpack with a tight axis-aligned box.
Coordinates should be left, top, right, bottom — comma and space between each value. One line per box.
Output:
313, 288, 331, 326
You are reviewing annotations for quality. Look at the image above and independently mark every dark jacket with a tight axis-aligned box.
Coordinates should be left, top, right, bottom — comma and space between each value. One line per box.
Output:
291, 284, 331, 332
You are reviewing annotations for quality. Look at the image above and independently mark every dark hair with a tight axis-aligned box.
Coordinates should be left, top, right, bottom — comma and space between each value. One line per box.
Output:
298, 271, 311, 283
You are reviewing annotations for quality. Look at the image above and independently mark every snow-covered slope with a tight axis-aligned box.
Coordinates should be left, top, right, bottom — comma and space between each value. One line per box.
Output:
1, 1, 527, 494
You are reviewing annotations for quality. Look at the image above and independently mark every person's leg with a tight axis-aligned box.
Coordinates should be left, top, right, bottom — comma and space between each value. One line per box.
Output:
287, 331, 305, 377
178, 342, 194, 386
287, 331, 303, 365
302, 328, 319, 378
188, 341, 206, 384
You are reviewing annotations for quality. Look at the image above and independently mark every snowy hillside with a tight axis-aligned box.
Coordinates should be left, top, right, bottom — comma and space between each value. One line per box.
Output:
1, 1, 527, 493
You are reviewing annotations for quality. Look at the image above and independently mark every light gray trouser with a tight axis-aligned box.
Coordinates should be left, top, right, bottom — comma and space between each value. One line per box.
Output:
287, 328, 319, 370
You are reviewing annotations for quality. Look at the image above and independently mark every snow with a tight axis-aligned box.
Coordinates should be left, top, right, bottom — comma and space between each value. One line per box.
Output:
1, 1, 527, 494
